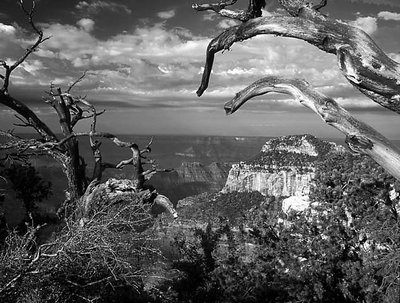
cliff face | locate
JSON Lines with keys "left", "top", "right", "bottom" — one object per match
{"left": 222, "top": 165, "right": 313, "bottom": 197}
{"left": 222, "top": 134, "right": 345, "bottom": 197}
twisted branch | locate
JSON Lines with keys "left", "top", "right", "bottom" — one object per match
{"left": 195, "top": 4, "right": 400, "bottom": 114}
{"left": 224, "top": 76, "right": 400, "bottom": 180}
{"left": 192, "top": 0, "right": 265, "bottom": 22}
{"left": 0, "top": 1, "right": 56, "bottom": 141}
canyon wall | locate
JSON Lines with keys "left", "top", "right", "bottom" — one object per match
{"left": 222, "top": 134, "right": 345, "bottom": 197}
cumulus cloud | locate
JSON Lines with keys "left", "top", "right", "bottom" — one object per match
{"left": 76, "top": 18, "right": 95, "bottom": 32}
{"left": 0, "top": 16, "right": 374, "bottom": 113}
{"left": 350, "top": 16, "right": 378, "bottom": 35}
{"left": 157, "top": 9, "right": 176, "bottom": 20}
{"left": 0, "top": 23, "right": 16, "bottom": 35}
{"left": 20, "top": 59, "right": 46, "bottom": 74}
{"left": 378, "top": 11, "right": 400, "bottom": 21}
{"left": 75, "top": 1, "right": 132, "bottom": 15}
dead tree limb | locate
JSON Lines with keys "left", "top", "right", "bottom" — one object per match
{"left": 0, "top": 0, "right": 55, "bottom": 142}
{"left": 192, "top": 0, "right": 265, "bottom": 21}
{"left": 0, "top": 1, "right": 173, "bottom": 217}
{"left": 194, "top": 2, "right": 400, "bottom": 114}
{"left": 224, "top": 76, "right": 400, "bottom": 180}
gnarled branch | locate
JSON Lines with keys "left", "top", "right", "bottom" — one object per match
{"left": 195, "top": 5, "right": 400, "bottom": 114}
{"left": 0, "top": 1, "right": 56, "bottom": 142}
{"left": 1, "top": 0, "right": 50, "bottom": 93}
{"left": 192, "top": 0, "right": 265, "bottom": 22}
{"left": 224, "top": 76, "right": 400, "bottom": 180}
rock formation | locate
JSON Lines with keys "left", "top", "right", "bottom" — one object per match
{"left": 222, "top": 134, "right": 345, "bottom": 197}
{"left": 222, "top": 165, "right": 313, "bottom": 197}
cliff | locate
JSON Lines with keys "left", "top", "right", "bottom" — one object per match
{"left": 222, "top": 134, "right": 345, "bottom": 197}
{"left": 223, "top": 165, "right": 313, "bottom": 197}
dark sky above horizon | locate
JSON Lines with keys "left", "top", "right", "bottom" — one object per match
{"left": 1, "top": 0, "right": 400, "bottom": 138}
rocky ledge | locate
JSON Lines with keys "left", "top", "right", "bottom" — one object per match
{"left": 222, "top": 134, "right": 345, "bottom": 197}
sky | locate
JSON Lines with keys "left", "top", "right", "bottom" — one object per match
{"left": 0, "top": 0, "right": 400, "bottom": 138}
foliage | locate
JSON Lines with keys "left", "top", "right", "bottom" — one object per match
{"left": 249, "top": 135, "right": 340, "bottom": 172}
{"left": 178, "top": 191, "right": 266, "bottom": 225}
{"left": 0, "top": 195, "right": 160, "bottom": 303}
{"left": 158, "top": 152, "right": 400, "bottom": 303}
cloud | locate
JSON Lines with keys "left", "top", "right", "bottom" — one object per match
{"left": 378, "top": 11, "right": 400, "bottom": 21}
{"left": 0, "top": 23, "right": 25, "bottom": 62}
{"left": 75, "top": 1, "right": 132, "bottom": 15}
{"left": 202, "top": 12, "right": 217, "bottom": 21}
{"left": 350, "top": 16, "right": 378, "bottom": 35}
{"left": 347, "top": 0, "right": 400, "bottom": 7}
{"left": 19, "top": 59, "right": 46, "bottom": 74}
{"left": 217, "top": 19, "right": 240, "bottom": 29}
{"left": 157, "top": 9, "right": 176, "bottom": 20}
{"left": 76, "top": 18, "right": 95, "bottom": 32}
{"left": 1, "top": 16, "right": 377, "bottom": 115}
{"left": 388, "top": 52, "right": 400, "bottom": 62}
{"left": 0, "top": 23, "right": 16, "bottom": 35}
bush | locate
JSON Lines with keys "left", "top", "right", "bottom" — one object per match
{"left": 0, "top": 196, "right": 160, "bottom": 303}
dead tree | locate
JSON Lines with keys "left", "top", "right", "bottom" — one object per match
{"left": 193, "top": 0, "right": 400, "bottom": 181}
{"left": 0, "top": 1, "right": 172, "bottom": 216}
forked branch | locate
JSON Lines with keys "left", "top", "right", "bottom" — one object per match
{"left": 0, "top": 0, "right": 56, "bottom": 141}
{"left": 224, "top": 76, "right": 400, "bottom": 180}
{"left": 1, "top": 0, "right": 50, "bottom": 92}
{"left": 195, "top": 4, "right": 400, "bottom": 114}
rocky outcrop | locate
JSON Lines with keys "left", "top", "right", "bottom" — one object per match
{"left": 222, "top": 164, "right": 313, "bottom": 197}
{"left": 222, "top": 134, "right": 345, "bottom": 197}
{"left": 281, "top": 195, "right": 310, "bottom": 214}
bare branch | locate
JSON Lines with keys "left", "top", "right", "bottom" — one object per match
{"left": 224, "top": 76, "right": 400, "bottom": 180}
{"left": 312, "top": 0, "right": 328, "bottom": 11}
{"left": 0, "top": 94, "right": 58, "bottom": 141}
{"left": 115, "top": 158, "right": 134, "bottom": 169}
{"left": 71, "top": 109, "right": 105, "bottom": 127}
{"left": 67, "top": 71, "right": 87, "bottom": 93}
{"left": 0, "top": 131, "right": 65, "bottom": 167}
{"left": 1, "top": 0, "right": 48, "bottom": 92}
{"left": 143, "top": 168, "right": 174, "bottom": 181}
{"left": 195, "top": 12, "right": 400, "bottom": 114}
{"left": 13, "top": 114, "right": 34, "bottom": 128}
{"left": 0, "top": 2, "right": 56, "bottom": 141}
{"left": 56, "top": 132, "right": 136, "bottom": 149}
{"left": 192, "top": 0, "right": 237, "bottom": 11}
{"left": 192, "top": 0, "right": 265, "bottom": 21}
{"left": 140, "top": 137, "right": 153, "bottom": 155}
